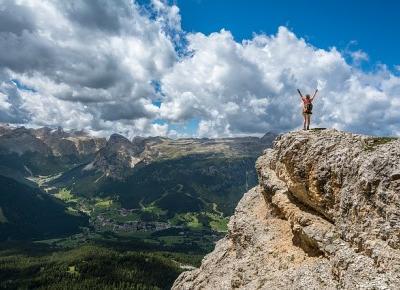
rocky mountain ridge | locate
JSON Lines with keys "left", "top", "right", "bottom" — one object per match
{"left": 0, "top": 124, "right": 277, "bottom": 242}
{"left": 89, "top": 133, "right": 143, "bottom": 178}
{"left": 0, "top": 125, "right": 106, "bottom": 157}
{"left": 91, "top": 134, "right": 276, "bottom": 179}
{"left": 0, "top": 124, "right": 276, "bottom": 179}
{"left": 173, "top": 129, "right": 400, "bottom": 289}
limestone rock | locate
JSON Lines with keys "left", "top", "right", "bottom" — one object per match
{"left": 173, "top": 129, "right": 400, "bottom": 289}
{"left": 92, "top": 134, "right": 144, "bottom": 179}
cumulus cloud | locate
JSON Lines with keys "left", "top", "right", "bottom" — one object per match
{"left": 0, "top": 0, "right": 399, "bottom": 137}
{"left": 0, "top": 72, "right": 30, "bottom": 123}
{"left": 0, "top": 0, "right": 178, "bottom": 137}
{"left": 160, "top": 27, "right": 400, "bottom": 137}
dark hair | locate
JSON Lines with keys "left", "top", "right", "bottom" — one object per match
{"left": 306, "top": 94, "right": 310, "bottom": 98}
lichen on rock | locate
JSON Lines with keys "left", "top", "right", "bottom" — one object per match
{"left": 172, "top": 129, "right": 400, "bottom": 290}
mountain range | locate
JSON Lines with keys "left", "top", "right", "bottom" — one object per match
{"left": 0, "top": 124, "right": 277, "bottom": 241}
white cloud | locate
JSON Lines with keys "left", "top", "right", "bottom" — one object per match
{"left": 0, "top": 91, "right": 11, "bottom": 110}
{"left": 351, "top": 49, "right": 369, "bottom": 64}
{"left": 0, "top": 1, "right": 399, "bottom": 137}
{"left": 151, "top": 0, "right": 182, "bottom": 34}
{"left": 0, "top": 0, "right": 178, "bottom": 136}
{"left": 160, "top": 27, "right": 400, "bottom": 136}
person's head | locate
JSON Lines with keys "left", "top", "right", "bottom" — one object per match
{"left": 306, "top": 94, "right": 310, "bottom": 99}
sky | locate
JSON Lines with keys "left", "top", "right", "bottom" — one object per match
{"left": 0, "top": 0, "right": 399, "bottom": 138}
{"left": 176, "top": 0, "right": 400, "bottom": 69}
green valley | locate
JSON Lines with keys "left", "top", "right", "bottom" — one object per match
{"left": 0, "top": 125, "right": 276, "bottom": 289}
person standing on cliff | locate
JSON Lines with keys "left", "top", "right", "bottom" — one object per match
{"left": 297, "top": 89, "right": 318, "bottom": 130}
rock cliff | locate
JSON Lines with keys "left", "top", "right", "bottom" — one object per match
{"left": 91, "top": 133, "right": 144, "bottom": 179}
{"left": 173, "top": 129, "right": 400, "bottom": 289}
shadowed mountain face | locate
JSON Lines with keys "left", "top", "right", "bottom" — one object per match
{"left": 0, "top": 175, "right": 88, "bottom": 241}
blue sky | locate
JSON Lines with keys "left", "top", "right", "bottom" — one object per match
{"left": 175, "top": 0, "right": 399, "bottom": 70}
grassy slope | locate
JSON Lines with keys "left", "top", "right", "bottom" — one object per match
{"left": 52, "top": 154, "right": 258, "bottom": 217}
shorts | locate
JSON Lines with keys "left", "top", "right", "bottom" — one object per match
{"left": 303, "top": 111, "right": 312, "bottom": 115}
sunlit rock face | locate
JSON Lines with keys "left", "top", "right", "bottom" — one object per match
{"left": 173, "top": 129, "right": 400, "bottom": 290}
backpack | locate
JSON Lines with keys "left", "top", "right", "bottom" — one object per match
{"left": 304, "top": 103, "right": 313, "bottom": 114}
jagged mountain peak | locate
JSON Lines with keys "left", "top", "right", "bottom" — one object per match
{"left": 108, "top": 133, "right": 130, "bottom": 143}
{"left": 90, "top": 133, "right": 144, "bottom": 179}
{"left": 0, "top": 125, "right": 106, "bottom": 170}
{"left": 0, "top": 126, "right": 51, "bottom": 155}
{"left": 0, "top": 124, "right": 278, "bottom": 180}
{"left": 104, "top": 133, "right": 143, "bottom": 155}
{"left": 260, "top": 130, "right": 278, "bottom": 143}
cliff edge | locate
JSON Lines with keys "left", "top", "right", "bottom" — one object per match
{"left": 173, "top": 129, "right": 400, "bottom": 289}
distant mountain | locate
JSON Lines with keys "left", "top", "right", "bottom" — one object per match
{"left": 90, "top": 133, "right": 144, "bottom": 179}
{"left": 0, "top": 125, "right": 106, "bottom": 176}
{"left": 87, "top": 133, "right": 277, "bottom": 179}
{"left": 0, "top": 126, "right": 51, "bottom": 156}
{"left": 0, "top": 174, "right": 88, "bottom": 241}
{"left": 50, "top": 132, "right": 277, "bottom": 217}
{"left": 33, "top": 126, "right": 106, "bottom": 157}
{"left": 0, "top": 124, "right": 277, "bottom": 240}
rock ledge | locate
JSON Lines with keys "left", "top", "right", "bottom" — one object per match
{"left": 173, "top": 129, "right": 400, "bottom": 289}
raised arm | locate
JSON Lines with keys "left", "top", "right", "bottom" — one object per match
{"left": 297, "top": 89, "right": 304, "bottom": 98}
{"left": 311, "top": 89, "right": 318, "bottom": 101}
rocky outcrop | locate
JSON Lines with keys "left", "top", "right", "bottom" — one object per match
{"left": 173, "top": 129, "right": 400, "bottom": 289}
{"left": 91, "top": 134, "right": 144, "bottom": 179}
{"left": 33, "top": 126, "right": 106, "bottom": 156}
